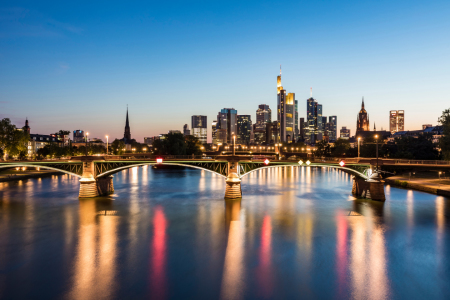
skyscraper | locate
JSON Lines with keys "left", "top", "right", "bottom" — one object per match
{"left": 285, "top": 93, "right": 295, "bottom": 142}
{"left": 256, "top": 104, "right": 271, "bottom": 126}
{"left": 294, "top": 100, "right": 299, "bottom": 142}
{"left": 183, "top": 124, "right": 190, "bottom": 136}
{"left": 328, "top": 116, "right": 337, "bottom": 141}
{"left": 217, "top": 108, "right": 237, "bottom": 144}
{"left": 389, "top": 110, "right": 405, "bottom": 134}
{"left": 191, "top": 115, "right": 207, "bottom": 144}
{"left": 299, "top": 117, "right": 305, "bottom": 140}
{"left": 124, "top": 107, "right": 131, "bottom": 144}
{"left": 305, "top": 90, "right": 323, "bottom": 144}
{"left": 356, "top": 97, "right": 370, "bottom": 132}
{"left": 212, "top": 120, "right": 218, "bottom": 144}
{"left": 276, "top": 68, "right": 295, "bottom": 143}
{"left": 237, "top": 115, "right": 252, "bottom": 145}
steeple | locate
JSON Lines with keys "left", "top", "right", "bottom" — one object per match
{"left": 124, "top": 106, "right": 131, "bottom": 143}
{"left": 24, "top": 117, "right": 30, "bottom": 134}
{"left": 374, "top": 122, "right": 376, "bottom": 131}
{"left": 362, "top": 97, "right": 365, "bottom": 109}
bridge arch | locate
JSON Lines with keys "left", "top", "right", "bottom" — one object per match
{"left": 0, "top": 164, "right": 82, "bottom": 178}
{"left": 96, "top": 162, "right": 227, "bottom": 178}
{"left": 239, "top": 164, "right": 369, "bottom": 180}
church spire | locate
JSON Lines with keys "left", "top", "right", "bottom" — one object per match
{"left": 125, "top": 105, "right": 129, "bottom": 128}
{"left": 124, "top": 106, "right": 131, "bottom": 143}
{"left": 362, "top": 96, "right": 365, "bottom": 109}
{"left": 374, "top": 122, "right": 376, "bottom": 131}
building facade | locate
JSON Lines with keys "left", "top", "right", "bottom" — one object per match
{"left": 340, "top": 126, "right": 350, "bottom": 139}
{"left": 217, "top": 108, "right": 237, "bottom": 144}
{"left": 356, "top": 97, "right": 370, "bottom": 132}
{"left": 212, "top": 120, "right": 218, "bottom": 144}
{"left": 328, "top": 116, "right": 337, "bottom": 141}
{"left": 183, "top": 124, "right": 190, "bottom": 136}
{"left": 306, "top": 96, "right": 323, "bottom": 144}
{"left": 389, "top": 110, "right": 405, "bottom": 134}
{"left": 237, "top": 115, "right": 252, "bottom": 145}
{"left": 73, "top": 130, "right": 85, "bottom": 142}
{"left": 191, "top": 115, "right": 207, "bottom": 144}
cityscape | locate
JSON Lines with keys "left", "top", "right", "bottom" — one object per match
{"left": 1, "top": 1, "right": 450, "bottom": 300}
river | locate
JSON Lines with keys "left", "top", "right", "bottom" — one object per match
{"left": 0, "top": 166, "right": 449, "bottom": 299}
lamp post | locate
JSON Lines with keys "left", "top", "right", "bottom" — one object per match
{"left": 106, "top": 135, "right": 109, "bottom": 155}
{"left": 375, "top": 134, "right": 379, "bottom": 171}
{"left": 358, "top": 137, "right": 361, "bottom": 158}
{"left": 85, "top": 132, "right": 89, "bottom": 156}
{"left": 233, "top": 135, "right": 236, "bottom": 156}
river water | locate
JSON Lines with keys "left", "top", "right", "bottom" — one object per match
{"left": 0, "top": 166, "right": 449, "bottom": 299}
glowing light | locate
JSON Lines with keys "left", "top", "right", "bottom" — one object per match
{"left": 264, "top": 159, "right": 270, "bottom": 165}
{"left": 298, "top": 160, "right": 303, "bottom": 165}
{"left": 339, "top": 160, "right": 345, "bottom": 167}
{"left": 156, "top": 158, "right": 163, "bottom": 164}
{"left": 306, "top": 160, "right": 311, "bottom": 166}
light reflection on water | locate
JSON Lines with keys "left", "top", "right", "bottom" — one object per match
{"left": 0, "top": 166, "right": 449, "bottom": 299}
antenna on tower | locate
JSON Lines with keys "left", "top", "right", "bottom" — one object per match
{"left": 310, "top": 87, "right": 312, "bottom": 98}
{"left": 280, "top": 65, "right": 282, "bottom": 76}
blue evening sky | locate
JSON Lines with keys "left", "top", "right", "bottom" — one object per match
{"left": 1, "top": 0, "right": 449, "bottom": 142}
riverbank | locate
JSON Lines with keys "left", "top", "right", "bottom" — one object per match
{"left": 385, "top": 176, "right": 450, "bottom": 197}
{"left": 0, "top": 170, "right": 62, "bottom": 182}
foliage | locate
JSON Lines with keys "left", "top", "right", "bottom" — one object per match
{"left": 57, "top": 130, "right": 71, "bottom": 135}
{"left": 152, "top": 132, "right": 201, "bottom": 155}
{"left": 185, "top": 135, "right": 202, "bottom": 155}
{"left": 438, "top": 108, "right": 450, "bottom": 160}
{"left": 314, "top": 140, "right": 331, "bottom": 157}
{"left": 0, "top": 118, "right": 29, "bottom": 158}
{"left": 331, "top": 138, "right": 350, "bottom": 157}
{"left": 111, "top": 139, "right": 125, "bottom": 155}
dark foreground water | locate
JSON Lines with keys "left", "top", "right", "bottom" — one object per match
{"left": 0, "top": 166, "right": 449, "bottom": 299}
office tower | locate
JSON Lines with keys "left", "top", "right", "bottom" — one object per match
{"left": 124, "top": 107, "right": 131, "bottom": 143}
{"left": 340, "top": 126, "right": 350, "bottom": 139}
{"left": 329, "top": 116, "right": 337, "bottom": 141}
{"left": 191, "top": 115, "right": 207, "bottom": 143}
{"left": 322, "top": 116, "right": 328, "bottom": 141}
{"left": 294, "top": 100, "right": 299, "bottom": 142}
{"left": 316, "top": 104, "right": 323, "bottom": 141}
{"left": 265, "top": 121, "right": 279, "bottom": 144}
{"left": 256, "top": 104, "right": 271, "bottom": 127}
{"left": 73, "top": 130, "right": 85, "bottom": 142}
{"left": 306, "top": 91, "right": 323, "bottom": 145}
{"left": 144, "top": 137, "right": 155, "bottom": 145}
{"left": 276, "top": 68, "right": 295, "bottom": 143}
{"left": 389, "top": 110, "right": 405, "bottom": 134}
{"left": 237, "top": 115, "right": 252, "bottom": 145}
{"left": 356, "top": 97, "right": 370, "bottom": 132}
{"left": 217, "top": 108, "right": 237, "bottom": 144}
{"left": 212, "top": 120, "right": 218, "bottom": 144}
{"left": 285, "top": 93, "right": 295, "bottom": 142}
{"left": 253, "top": 123, "right": 265, "bottom": 144}
{"left": 183, "top": 124, "right": 190, "bottom": 136}
{"left": 299, "top": 117, "right": 305, "bottom": 140}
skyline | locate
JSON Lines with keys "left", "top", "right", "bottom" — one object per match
{"left": 1, "top": 1, "right": 449, "bottom": 141}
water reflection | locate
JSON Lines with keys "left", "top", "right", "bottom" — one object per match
{"left": 221, "top": 199, "right": 244, "bottom": 300}
{"left": 68, "top": 199, "right": 119, "bottom": 300}
{"left": 149, "top": 206, "right": 168, "bottom": 299}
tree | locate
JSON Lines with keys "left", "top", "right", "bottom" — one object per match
{"left": 153, "top": 132, "right": 187, "bottom": 155}
{"left": 0, "top": 119, "right": 29, "bottom": 159}
{"left": 439, "top": 108, "right": 450, "bottom": 160}
{"left": 314, "top": 140, "right": 331, "bottom": 157}
{"left": 111, "top": 139, "right": 125, "bottom": 155}
{"left": 185, "top": 135, "right": 202, "bottom": 155}
{"left": 57, "top": 130, "right": 71, "bottom": 135}
{"left": 331, "top": 138, "right": 350, "bottom": 157}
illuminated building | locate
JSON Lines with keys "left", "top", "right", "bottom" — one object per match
{"left": 299, "top": 117, "right": 305, "bottom": 140}
{"left": 276, "top": 68, "right": 295, "bottom": 143}
{"left": 329, "top": 116, "right": 337, "bottom": 141}
{"left": 294, "top": 100, "right": 299, "bottom": 142}
{"left": 389, "top": 110, "right": 404, "bottom": 134}
{"left": 191, "top": 115, "right": 207, "bottom": 144}
{"left": 305, "top": 90, "right": 323, "bottom": 144}
{"left": 73, "top": 130, "right": 84, "bottom": 142}
{"left": 340, "top": 126, "right": 350, "bottom": 139}
{"left": 217, "top": 108, "right": 237, "bottom": 144}
{"left": 212, "top": 120, "right": 217, "bottom": 144}
{"left": 237, "top": 115, "right": 252, "bottom": 145}
{"left": 256, "top": 104, "right": 271, "bottom": 127}
{"left": 356, "top": 97, "right": 370, "bottom": 132}
{"left": 266, "top": 121, "right": 280, "bottom": 144}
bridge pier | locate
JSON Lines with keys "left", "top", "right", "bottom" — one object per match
{"left": 225, "top": 173, "right": 242, "bottom": 199}
{"left": 78, "top": 158, "right": 114, "bottom": 198}
{"left": 352, "top": 176, "right": 369, "bottom": 197}
{"left": 352, "top": 173, "right": 386, "bottom": 201}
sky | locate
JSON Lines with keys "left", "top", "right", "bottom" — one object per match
{"left": 1, "top": 0, "right": 449, "bottom": 142}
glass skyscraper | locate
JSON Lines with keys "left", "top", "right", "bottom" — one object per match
{"left": 191, "top": 115, "right": 207, "bottom": 144}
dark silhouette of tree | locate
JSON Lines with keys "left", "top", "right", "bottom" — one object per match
{"left": 439, "top": 108, "right": 450, "bottom": 160}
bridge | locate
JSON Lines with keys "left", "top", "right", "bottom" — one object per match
{"left": 4, "top": 155, "right": 448, "bottom": 200}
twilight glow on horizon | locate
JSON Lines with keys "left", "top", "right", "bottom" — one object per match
{"left": 1, "top": 0, "right": 449, "bottom": 142}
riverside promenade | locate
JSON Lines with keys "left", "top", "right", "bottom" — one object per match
{"left": 385, "top": 175, "right": 450, "bottom": 197}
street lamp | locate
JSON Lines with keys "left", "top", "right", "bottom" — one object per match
{"left": 233, "top": 135, "right": 236, "bottom": 156}
{"left": 85, "top": 132, "right": 89, "bottom": 156}
{"left": 106, "top": 135, "right": 109, "bottom": 155}
{"left": 375, "top": 134, "right": 379, "bottom": 171}
{"left": 358, "top": 137, "right": 361, "bottom": 158}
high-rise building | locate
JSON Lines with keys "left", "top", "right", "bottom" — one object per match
{"left": 266, "top": 121, "right": 279, "bottom": 144}
{"left": 389, "top": 110, "right": 405, "bottom": 134}
{"left": 217, "top": 108, "right": 237, "bottom": 144}
{"left": 237, "top": 115, "right": 252, "bottom": 145}
{"left": 299, "top": 117, "right": 305, "bottom": 140}
{"left": 256, "top": 104, "right": 271, "bottom": 127}
{"left": 73, "top": 130, "right": 84, "bottom": 142}
{"left": 294, "top": 100, "right": 299, "bottom": 142}
{"left": 356, "top": 97, "right": 370, "bottom": 132}
{"left": 305, "top": 91, "right": 323, "bottom": 144}
{"left": 212, "top": 120, "right": 218, "bottom": 144}
{"left": 340, "top": 126, "right": 350, "bottom": 139}
{"left": 183, "top": 124, "right": 190, "bottom": 136}
{"left": 328, "top": 116, "right": 337, "bottom": 141}
{"left": 191, "top": 115, "right": 207, "bottom": 144}
{"left": 124, "top": 107, "right": 131, "bottom": 144}
{"left": 276, "top": 68, "right": 295, "bottom": 143}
